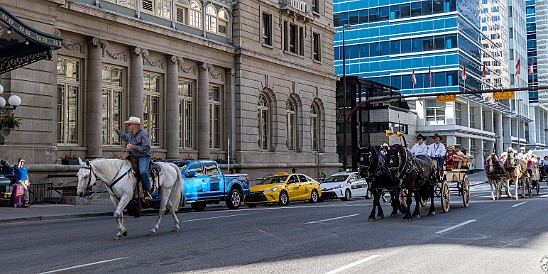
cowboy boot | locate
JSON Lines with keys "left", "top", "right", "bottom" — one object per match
{"left": 144, "top": 190, "right": 152, "bottom": 203}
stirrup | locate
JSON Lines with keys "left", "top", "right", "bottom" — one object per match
{"left": 144, "top": 191, "right": 152, "bottom": 203}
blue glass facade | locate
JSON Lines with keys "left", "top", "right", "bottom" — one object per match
{"left": 526, "top": 0, "right": 538, "bottom": 102}
{"left": 334, "top": 0, "right": 485, "bottom": 95}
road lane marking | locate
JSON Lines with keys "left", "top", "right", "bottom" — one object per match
{"left": 512, "top": 201, "right": 527, "bottom": 207}
{"left": 305, "top": 214, "right": 359, "bottom": 224}
{"left": 436, "top": 219, "right": 476, "bottom": 234}
{"left": 181, "top": 213, "right": 248, "bottom": 223}
{"left": 39, "top": 257, "right": 128, "bottom": 274}
{"left": 325, "top": 255, "right": 380, "bottom": 274}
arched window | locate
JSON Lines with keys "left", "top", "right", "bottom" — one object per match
{"left": 258, "top": 94, "right": 270, "bottom": 150}
{"left": 286, "top": 99, "right": 297, "bottom": 150}
{"left": 310, "top": 103, "right": 320, "bottom": 152}
{"left": 218, "top": 8, "right": 229, "bottom": 37}
{"left": 189, "top": 0, "right": 201, "bottom": 29}
{"left": 206, "top": 4, "right": 217, "bottom": 33}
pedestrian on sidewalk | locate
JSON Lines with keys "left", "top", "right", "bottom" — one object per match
{"left": 13, "top": 158, "right": 30, "bottom": 207}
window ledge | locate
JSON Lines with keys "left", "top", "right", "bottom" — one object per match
{"left": 262, "top": 43, "right": 274, "bottom": 49}
{"left": 313, "top": 59, "right": 322, "bottom": 64}
{"left": 312, "top": 11, "right": 320, "bottom": 17}
{"left": 283, "top": 50, "right": 305, "bottom": 58}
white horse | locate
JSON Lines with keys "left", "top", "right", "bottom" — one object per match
{"left": 76, "top": 158, "right": 183, "bottom": 239}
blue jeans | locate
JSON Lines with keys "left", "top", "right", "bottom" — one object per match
{"left": 138, "top": 156, "right": 151, "bottom": 193}
{"left": 431, "top": 156, "right": 445, "bottom": 171}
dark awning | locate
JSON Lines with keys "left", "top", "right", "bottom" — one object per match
{"left": 0, "top": 5, "right": 62, "bottom": 74}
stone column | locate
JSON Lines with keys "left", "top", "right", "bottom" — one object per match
{"left": 476, "top": 139, "right": 485, "bottom": 171}
{"left": 129, "top": 47, "right": 145, "bottom": 118}
{"left": 224, "top": 68, "right": 236, "bottom": 163}
{"left": 197, "top": 63, "right": 211, "bottom": 159}
{"left": 495, "top": 112, "right": 504, "bottom": 154}
{"left": 165, "top": 56, "right": 180, "bottom": 161}
{"left": 503, "top": 115, "right": 512, "bottom": 149}
{"left": 85, "top": 38, "right": 104, "bottom": 159}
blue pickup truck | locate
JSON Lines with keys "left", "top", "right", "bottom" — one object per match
{"left": 174, "top": 160, "right": 249, "bottom": 211}
{"left": 127, "top": 160, "right": 249, "bottom": 214}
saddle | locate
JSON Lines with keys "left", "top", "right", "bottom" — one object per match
{"left": 126, "top": 154, "right": 162, "bottom": 193}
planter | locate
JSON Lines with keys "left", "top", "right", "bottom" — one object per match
{"left": 0, "top": 129, "right": 10, "bottom": 137}
{"left": 61, "top": 159, "right": 79, "bottom": 165}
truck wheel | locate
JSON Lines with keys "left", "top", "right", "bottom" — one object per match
{"left": 191, "top": 202, "right": 206, "bottom": 211}
{"left": 226, "top": 188, "right": 242, "bottom": 209}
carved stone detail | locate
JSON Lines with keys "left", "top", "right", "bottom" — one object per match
{"left": 141, "top": 49, "right": 164, "bottom": 68}
{"left": 62, "top": 41, "right": 84, "bottom": 53}
{"left": 171, "top": 56, "right": 196, "bottom": 74}
{"left": 90, "top": 38, "right": 127, "bottom": 61}
{"left": 209, "top": 68, "right": 224, "bottom": 80}
{"left": 202, "top": 62, "right": 213, "bottom": 71}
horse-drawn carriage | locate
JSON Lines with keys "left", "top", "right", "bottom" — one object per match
{"left": 436, "top": 162, "right": 470, "bottom": 213}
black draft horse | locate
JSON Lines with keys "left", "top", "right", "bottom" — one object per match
{"left": 356, "top": 145, "right": 400, "bottom": 220}
{"left": 386, "top": 144, "right": 436, "bottom": 220}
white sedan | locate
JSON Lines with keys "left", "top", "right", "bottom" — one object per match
{"left": 320, "top": 172, "right": 368, "bottom": 201}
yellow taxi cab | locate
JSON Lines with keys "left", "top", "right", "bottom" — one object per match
{"left": 244, "top": 172, "right": 322, "bottom": 207}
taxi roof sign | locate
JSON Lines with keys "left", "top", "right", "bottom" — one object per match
{"left": 493, "top": 91, "right": 515, "bottom": 100}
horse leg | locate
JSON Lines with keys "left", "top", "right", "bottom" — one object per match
{"left": 488, "top": 178, "right": 495, "bottom": 200}
{"left": 377, "top": 190, "right": 385, "bottom": 219}
{"left": 167, "top": 196, "right": 180, "bottom": 232}
{"left": 368, "top": 189, "right": 378, "bottom": 221}
{"left": 514, "top": 176, "right": 519, "bottom": 200}
{"left": 412, "top": 190, "right": 421, "bottom": 218}
{"left": 495, "top": 178, "right": 501, "bottom": 200}
{"left": 427, "top": 184, "right": 436, "bottom": 216}
{"left": 390, "top": 190, "right": 398, "bottom": 216}
{"left": 403, "top": 188, "right": 413, "bottom": 221}
{"left": 114, "top": 195, "right": 131, "bottom": 239}
{"left": 149, "top": 189, "right": 172, "bottom": 236}
{"left": 505, "top": 178, "right": 512, "bottom": 198}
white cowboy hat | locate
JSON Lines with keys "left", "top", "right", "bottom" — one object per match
{"left": 123, "top": 116, "right": 141, "bottom": 124}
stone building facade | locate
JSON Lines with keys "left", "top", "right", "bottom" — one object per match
{"left": 0, "top": 0, "right": 339, "bottom": 181}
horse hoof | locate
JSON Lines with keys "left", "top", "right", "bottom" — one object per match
{"left": 391, "top": 212, "right": 398, "bottom": 217}
{"left": 413, "top": 214, "right": 420, "bottom": 219}
{"left": 121, "top": 230, "right": 128, "bottom": 237}
{"left": 377, "top": 215, "right": 385, "bottom": 220}
{"left": 148, "top": 230, "right": 157, "bottom": 236}
{"left": 172, "top": 227, "right": 180, "bottom": 232}
{"left": 428, "top": 211, "right": 436, "bottom": 216}
{"left": 368, "top": 216, "right": 376, "bottom": 221}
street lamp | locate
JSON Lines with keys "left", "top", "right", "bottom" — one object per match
{"left": 0, "top": 84, "right": 22, "bottom": 114}
{"left": 342, "top": 23, "right": 352, "bottom": 170}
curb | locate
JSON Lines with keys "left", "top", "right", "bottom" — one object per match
{"left": 0, "top": 212, "right": 113, "bottom": 224}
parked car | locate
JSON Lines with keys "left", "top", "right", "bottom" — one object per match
{"left": 320, "top": 172, "right": 368, "bottom": 201}
{"left": 127, "top": 160, "right": 249, "bottom": 215}
{"left": 244, "top": 172, "right": 321, "bottom": 207}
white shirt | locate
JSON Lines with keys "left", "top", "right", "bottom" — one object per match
{"left": 428, "top": 142, "right": 446, "bottom": 158}
{"left": 411, "top": 142, "right": 428, "bottom": 156}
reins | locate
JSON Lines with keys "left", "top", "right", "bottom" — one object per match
{"left": 83, "top": 160, "right": 133, "bottom": 200}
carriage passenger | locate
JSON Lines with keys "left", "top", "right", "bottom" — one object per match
{"left": 428, "top": 133, "right": 446, "bottom": 172}
{"left": 526, "top": 150, "right": 537, "bottom": 177}
{"left": 410, "top": 134, "right": 428, "bottom": 156}
{"left": 380, "top": 143, "right": 389, "bottom": 156}
{"left": 445, "top": 146, "right": 466, "bottom": 170}
{"left": 517, "top": 147, "right": 527, "bottom": 161}
{"left": 541, "top": 156, "right": 548, "bottom": 175}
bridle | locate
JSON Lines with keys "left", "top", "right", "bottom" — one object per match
{"left": 358, "top": 147, "right": 388, "bottom": 179}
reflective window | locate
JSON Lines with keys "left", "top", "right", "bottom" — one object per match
{"left": 390, "top": 40, "right": 401, "bottom": 54}
{"left": 411, "top": 2, "right": 422, "bottom": 16}
{"left": 423, "top": 37, "right": 434, "bottom": 51}
{"left": 379, "top": 6, "right": 389, "bottom": 21}
{"left": 209, "top": 85, "right": 222, "bottom": 148}
{"left": 369, "top": 7, "right": 378, "bottom": 22}
{"left": 422, "top": 0, "right": 433, "bottom": 15}
{"left": 390, "top": 5, "right": 400, "bottom": 20}
{"left": 178, "top": 79, "right": 194, "bottom": 148}
{"left": 359, "top": 44, "right": 369, "bottom": 58}
{"left": 359, "top": 9, "right": 369, "bottom": 23}
{"left": 349, "top": 11, "right": 359, "bottom": 25}
{"left": 434, "top": 35, "right": 445, "bottom": 50}
{"left": 57, "top": 57, "right": 81, "bottom": 145}
{"left": 425, "top": 99, "right": 445, "bottom": 126}
{"left": 401, "top": 39, "right": 412, "bottom": 54}
{"left": 143, "top": 72, "right": 162, "bottom": 147}
{"left": 380, "top": 41, "right": 389, "bottom": 55}
{"left": 258, "top": 94, "right": 270, "bottom": 150}
{"left": 348, "top": 45, "right": 359, "bottom": 59}
{"left": 401, "top": 4, "right": 411, "bottom": 18}
{"left": 102, "top": 65, "right": 124, "bottom": 146}
{"left": 412, "top": 38, "right": 423, "bottom": 52}
{"left": 391, "top": 76, "right": 402, "bottom": 89}
{"left": 287, "top": 99, "right": 297, "bottom": 151}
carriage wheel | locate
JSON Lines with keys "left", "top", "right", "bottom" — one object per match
{"left": 462, "top": 176, "right": 470, "bottom": 208}
{"left": 398, "top": 189, "right": 407, "bottom": 214}
{"left": 441, "top": 180, "right": 450, "bottom": 213}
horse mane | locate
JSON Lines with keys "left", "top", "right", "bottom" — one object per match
{"left": 90, "top": 158, "right": 130, "bottom": 181}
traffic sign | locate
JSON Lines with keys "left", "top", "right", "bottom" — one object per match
{"left": 436, "top": 94, "right": 456, "bottom": 103}
{"left": 493, "top": 91, "right": 515, "bottom": 100}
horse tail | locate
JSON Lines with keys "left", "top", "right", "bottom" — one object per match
{"left": 168, "top": 163, "right": 183, "bottom": 213}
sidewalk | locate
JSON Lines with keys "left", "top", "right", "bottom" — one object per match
{"left": 0, "top": 203, "right": 114, "bottom": 224}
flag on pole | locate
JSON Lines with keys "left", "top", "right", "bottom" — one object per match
{"left": 515, "top": 58, "right": 521, "bottom": 75}
{"left": 462, "top": 64, "right": 466, "bottom": 80}
{"left": 529, "top": 58, "right": 534, "bottom": 75}
{"left": 428, "top": 66, "right": 432, "bottom": 85}
{"left": 482, "top": 62, "right": 486, "bottom": 78}
{"left": 411, "top": 69, "right": 417, "bottom": 86}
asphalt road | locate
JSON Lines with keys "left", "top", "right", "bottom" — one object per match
{"left": 1, "top": 182, "right": 547, "bottom": 274}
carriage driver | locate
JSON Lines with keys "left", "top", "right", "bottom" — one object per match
{"left": 410, "top": 134, "right": 428, "bottom": 156}
{"left": 428, "top": 133, "right": 446, "bottom": 171}
{"left": 114, "top": 116, "right": 153, "bottom": 202}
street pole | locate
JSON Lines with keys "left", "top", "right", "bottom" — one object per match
{"left": 342, "top": 24, "right": 351, "bottom": 170}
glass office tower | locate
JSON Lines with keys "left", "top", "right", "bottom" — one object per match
{"left": 333, "top": 0, "right": 526, "bottom": 168}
